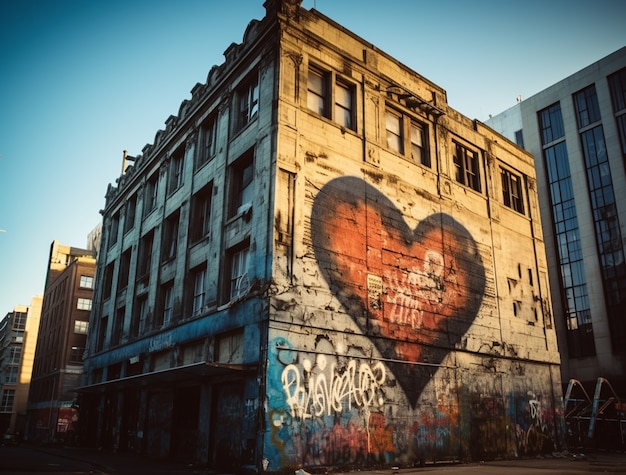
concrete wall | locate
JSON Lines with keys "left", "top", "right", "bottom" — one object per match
{"left": 262, "top": 5, "right": 563, "bottom": 470}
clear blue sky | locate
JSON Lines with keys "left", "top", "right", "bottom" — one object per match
{"left": 1, "top": 0, "right": 625, "bottom": 314}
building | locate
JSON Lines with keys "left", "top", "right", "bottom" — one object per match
{"left": 80, "top": 0, "right": 562, "bottom": 470}
{"left": 487, "top": 47, "right": 626, "bottom": 395}
{"left": 0, "top": 296, "right": 42, "bottom": 438}
{"left": 487, "top": 47, "right": 626, "bottom": 450}
{"left": 25, "top": 241, "right": 96, "bottom": 443}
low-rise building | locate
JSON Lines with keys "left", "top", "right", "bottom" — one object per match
{"left": 80, "top": 0, "right": 563, "bottom": 470}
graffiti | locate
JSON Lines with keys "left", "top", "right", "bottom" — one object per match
{"left": 311, "top": 176, "right": 486, "bottom": 403}
{"left": 512, "top": 392, "right": 555, "bottom": 455}
{"left": 260, "top": 176, "right": 562, "bottom": 470}
{"left": 281, "top": 355, "right": 386, "bottom": 419}
{"left": 384, "top": 249, "right": 446, "bottom": 330}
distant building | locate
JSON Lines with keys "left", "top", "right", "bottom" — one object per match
{"left": 0, "top": 296, "right": 42, "bottom": 437}
{"left": 80, "top": 0, "right": 562, "bottom": 470}
{"left": 25, "top": 241, "right": 96, "bottom": 443}
{"left": 487, "top": 47, "right": 626, "bottom": 397}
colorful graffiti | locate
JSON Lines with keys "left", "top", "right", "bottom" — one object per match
{"left": 310, "top": 176, "right": 486, "bottom": 404}
{"left": 281, "top": 355, "right": 386, "bottom": 419}
{"left": 262, "top": 177, "right": 560, "bottom": 470}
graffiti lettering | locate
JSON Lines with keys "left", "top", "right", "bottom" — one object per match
{"left": 385, "top": 250, "right": 447, "bottom": 329}
{"left": 281, "top": 356, "right": 386, "bottom": 419}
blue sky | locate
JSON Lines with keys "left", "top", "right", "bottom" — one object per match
{"left": 1, "top": 0, "right": 625, "bottom": 314}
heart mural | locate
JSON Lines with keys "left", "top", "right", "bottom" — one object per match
{"left": 311, "top": 176, "right": 486, "bottom": 405}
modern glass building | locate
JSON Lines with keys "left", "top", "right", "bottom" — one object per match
{"left": 487, "top": 47, "right": 626, "bottom": 399}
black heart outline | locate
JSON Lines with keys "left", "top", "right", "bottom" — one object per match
{"left": 311, "top": 176, "right": 486, "bottom": 405}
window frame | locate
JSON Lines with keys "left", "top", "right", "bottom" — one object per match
{"left": 77, "top": 297, "right": 93, "bottom": 311}
{"left": 453, "top": 141, "right": 482, "bottom": 192}
{"left": 161, "top": 211, "right": 180, "bottom": 262}
{"left": 74, "top": 320, "right": 89, "bottom": 334}
{"left": 385, "top": 107, "right": 430, "bottom": 166}
{"left": 167, "top": 147, "right": 185, "bottom": 195}
{"left": 137, "top": 230, "right": 154, "bottom": 279}
{"left": 227, "top": 243, "right": 250, "bottom": 301}
{"left": 191, "top": 265, "right": 208, "bottom": 316}
{"left": 160, "top": 282, "right": 174, "bottom": 327}
{"left": 235, "top": 72, "right": 259, "bottom": 133}
{"left": 500, "top": 167, "right": 525, "bottom": 214}
{"left": 307, "top": 64, "right": 356, "bottom": 131}
{"left": 228, "top": 150, "right": 254, "bottom": 218}
{"left": 123, "top": 194, "right": 137, "bottom": 234}
{"left": 198, "top": 113, "right": 218, "bottom": 169}
{"left": 144, "top": 172, "right": 159, "bottom": 215}
{"left": 79, "top": 275, "right": 94, "bottom": 289}
{"left": 189, "top": 182, "right": 213, "bottom": 243}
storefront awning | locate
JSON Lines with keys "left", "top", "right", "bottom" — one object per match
{"left": 74, "top": 361, "right": 257, "bottom": 394}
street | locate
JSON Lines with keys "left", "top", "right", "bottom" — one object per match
{"left": 1, "top": 445, "right": 626, "bottom": 475}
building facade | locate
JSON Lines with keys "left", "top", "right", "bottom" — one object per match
{"left": 487, "top": 47, "right": 626, "bottom": 399}
{"left": 26, "top": 241, "right": 96, "bottom": 443}
{"left": 0, "top": 297, "right": 42, "bottom": 438}
{"left": 81, "top": 0, "right": 563, "bottom": 470}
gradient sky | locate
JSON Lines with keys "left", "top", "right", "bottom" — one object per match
{"left": 1, "top": 0, "right": 625, "bottom": 314}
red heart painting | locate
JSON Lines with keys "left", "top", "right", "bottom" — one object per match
{"left": 311, "top": 176, "right": 486, "bottom": 404}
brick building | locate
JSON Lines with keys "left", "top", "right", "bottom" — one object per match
{"left": 26, "top": 241, "right": 96, "bottom": 443}
{"left": 80, "top": 0, "right": 563, "bottom": 470}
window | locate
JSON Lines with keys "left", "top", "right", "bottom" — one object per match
{"left": 574, "top": 85, "right": 601, "bottom": 128}
{"left": 112, "top": 306, "right": 125, "bottom": 346}
{"left": 109, "top": 211, "right": 120, "bottom": 246}
{"left": 189, "top": 183, "right": 213, "bottom": 243}
{"left": 307, "top": 65, "right": 355, "bottom": 130}
{"left": 608, "top": 68, "right": 626, "bottom": 162}
{"left": 228, "top": 151, "right": 254, "bottom": 218}
{"left": 74, "top": 320, "right": 89, "bottom": 334}
{"left": 117, "top": 248, "right": 132, "bottom": 291}
{"left": 191, "top": 266, "right": 207, "bottom": 316}
{"left": 539, "top": 103, "right": 595, "bottom": 357}
{"left": 137, "top": 230, "right": 154, "bottom": 279}
{"left": 167, "top": 147, "right": 185, "bottom": 194}
{"left": 79, "top": 275, "right": 94, "bottom": 289}
{"left": 123, "top": 194, "right": 137, "bottom": 234}
{"left": 144, "top": 172, "right": 159, "bottom": 215}
{"left": 159, "top": 282, "right": 174, "bottom": 327}
{"left": 453, "top": 141, "right": 481, "bottom": 192}
{"left": 235, "top": 72, "right": 259, "bottom": 132}
{"left": 103, "top": 263, "right": 114, "bottom": 300}
{"left": 162, "top": 211, "right": 180, "bottom": 261}
{"left": 9, "top": 347, "right": 21, "bottom": 364}
{"left": 12, "top": 312, "right": 26, "bottom": 330}
{"left": 132, "top": 295, "right": 148, "bottom": 338}
{"left": 385, "top": 109, "right": 429, "bottom": 166}
{"left": 229, "top": 245, "right": 249, "bottom": 300}
{"left": 575, "top": 85, "right": 626, "bottom": 350}
{"left": 198, "top": 114, "right": 218, "bottom": 168}
{"left": 5, "top": 367, "right": 18, "bottom": 384}
{"left": 335, "top": 80, "right": 354, "bottom": 129}
{"left": 385, "top": 110, "right": 403, "bottom": 153}
{"left": 501, "top": 168, "right": 525, "bottom": 214}
{"left": 77, "top": 298, "right": 92, "bottom": 311}
{"left": 1, "top": 389, "right": 15, "bottom": 412}
{"left": 608, "top": 67, "right": 626, "bottom": 112}
{"left": 69, "top": 347, "right": 83, "bottom": 363}
{"left": 97, "top": 316, "right": 108, "bottom": 351}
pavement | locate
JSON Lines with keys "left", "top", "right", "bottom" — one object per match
{"left": 17, "top": 446, "right": 626, "bottom": 474}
